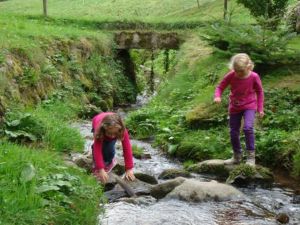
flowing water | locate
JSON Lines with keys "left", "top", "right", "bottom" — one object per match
{"left": 73, "top": 121, "right": 300, "bottom": 225}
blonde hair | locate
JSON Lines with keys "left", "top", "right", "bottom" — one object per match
{"left": 94, "top": 113, "right": 125, "bottom": 141}
{"left": 229, "top": 53, "right": 254, "bottom": 72}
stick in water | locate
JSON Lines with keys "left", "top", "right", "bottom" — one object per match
{"left": 109, "top": 172, "right": 136, "bottom": 197}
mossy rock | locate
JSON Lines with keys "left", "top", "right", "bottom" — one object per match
{"left": 134, "top": 173, "right": 158, "bottom": 185}
{"left": 185, "top": 102, "right": 227, "bottom": 129}
{"left": 187, "top": 159, "right": 231, "bottom": 178}
{"left": 158, "top": 168, "right": 192, "bottom": 180}
{"left": 226, "top": 164, "right": 273, "bottom": 186}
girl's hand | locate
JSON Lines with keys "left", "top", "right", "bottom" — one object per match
{"left": 258, "top": 111, "right": 264, "bottom": 118}
{"left": 95, "top": 169, "right": 109, "bottom": 184}
{"left": 125, "top": 169, "right": 135, "bottom": 182}
{"left": 214, "top": 97, "right": 221, "bottom": 104}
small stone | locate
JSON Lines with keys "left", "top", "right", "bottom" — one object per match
{"left": 276, "top": 213, "right": 289, "bottom": 224}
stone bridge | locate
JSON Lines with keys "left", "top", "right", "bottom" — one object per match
{"left": 114, "top": 31, "right": 181, "bottom": 49}
{"left": 114, "top": 31, "right": 181, "bottom": 91}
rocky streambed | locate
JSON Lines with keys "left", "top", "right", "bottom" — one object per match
{"left": 71, "top": 121, "right": 300, "bottom": 225}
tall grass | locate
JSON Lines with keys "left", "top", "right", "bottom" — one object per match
{"left": 0, "top": 141, "right": 102, "bottom": 225}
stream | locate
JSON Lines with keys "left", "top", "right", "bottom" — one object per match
{"left": 73, "top": 115, "right": 300, "bottom": 225}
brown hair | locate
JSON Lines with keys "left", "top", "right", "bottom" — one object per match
{"left": 94, "top": 113, "right": 125, "bottom": 141}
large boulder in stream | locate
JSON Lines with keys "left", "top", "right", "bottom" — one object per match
{"left": 166, "top": 179, "right": 243, "bottom": 202}
{"left": 150, "top": 177, "right": 186, "bottom": 199}
{"left": 188, "top": 159, "right": 273, "bottom": 186}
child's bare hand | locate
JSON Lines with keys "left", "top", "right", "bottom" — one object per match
{"left": 96, "top": 169, "right": 109, "bottom": 184}
{"left": 124, "top": 169, "right": 135, "bottom": 182}
{"left": 214, "top": 97, "right": 221, "bottom": 104}
{"left": 258, "top": 111, "right": 264, "bottom": 118}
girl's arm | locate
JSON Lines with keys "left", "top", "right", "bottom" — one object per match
{"left": 121, "top": 129, "right": 134, "bottom": 170}
{"left": 214, "top": 72, "right": 233, "bottom": 98}
{"left": 254, "top": 75, "right": 264, "bottom": 113}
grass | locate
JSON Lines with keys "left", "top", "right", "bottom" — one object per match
{"left": 0, "top": 0, "right": 252, "bottom": 23}
{"left": 0, "top": 141, "right": 102, "bottom": 225}
{"left": 0, "top": 13, "right": 113, "bottom": 49}
{"left": 0, "top": 0, "right": 256, "bottom": 49}
{"left": 126, "top": 30, "right": 300, "bottom": 178}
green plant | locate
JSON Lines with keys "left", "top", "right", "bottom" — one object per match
{"left": 132, "top": 144, "right": 144, "bottom": 158}
{"left": 126, "top": 110, "right": 158, "bottom": 139}
{"left": 2, "top": 112, "right": 45, "bottom": 143}
{"left": 292, "top": 150, "right": 300, "bottom": 177}
{"left": 237, "top": 0, "right": 289, "bottom": 29}
{"left": 203, "top": 21, "right": 297, "bottom": 72}
{"left": 0, "top": 141, "right": 103, "bottom": 225}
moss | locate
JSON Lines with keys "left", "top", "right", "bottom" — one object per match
{"left": 132, "top": 144, "right": 144, "bottom": 159}
{"left": 226, "top": 164, "right": 273, "bottom": 184}
{"left": 188, "top": 162, "right": 229, "bottom": 177}
{"left": 185, "top": 102, "right": 227, "bottom": 129}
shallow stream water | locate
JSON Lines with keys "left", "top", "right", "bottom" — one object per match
{"left": 73, "top": 121, "right": 300, "bottom": 225}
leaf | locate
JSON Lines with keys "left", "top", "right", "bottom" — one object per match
{"left": 6, "top": 119, "right": 21, "bottom": 127}
{"left": 20, "top": 163, "right": 36, "bottom": 183}
{"left": 36, "top": 185, "right": 60, "bottom": 193}
{"left": 168, "top": 144, "right": 178, "bottom": 155}
{"left": 4, "top": 130, "right": 37, "bottom": 141}
{"left": 162, "top": 127, "right": 171, "bottom": 133}
{"left": 55, "top": 180, "right": 72, "bottom": 188}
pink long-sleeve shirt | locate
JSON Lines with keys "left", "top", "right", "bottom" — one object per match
{"left": 214, "top": 71, "right": 264, "bottom": 114}
{"left": 92, "top": 112, "right": 134, "bottom": 171}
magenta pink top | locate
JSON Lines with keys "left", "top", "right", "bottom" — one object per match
{"left": 92, "top": 112, "right": 133, "bottom": 171}
{"left": 214, "top": 71, "right": 264, "bottom": 114}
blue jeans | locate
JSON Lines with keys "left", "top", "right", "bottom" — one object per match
{"left": 229, "top": 109, "right": 256, "bottom": 153}
{"left": 92, "top": 139, "right": 116, "bottom": 165}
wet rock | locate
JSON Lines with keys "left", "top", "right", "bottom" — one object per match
{"left": 105, "top": 178, "right": 152, "bottom": 202}
{"left": 104, "top": 175, "right": 118, "bottom": 192}
{"left": 134, "top": 173, "right": 158, "bottom": 184}
{"left": 117, "top": 196, "right": 157, "bottom": 205}
{"left": 72, "top": 154, "right": 93, "bottom": 173}
{"left": 276, "top": 213, "right": 289, "bottom": 224}
{"left": 112, "top": 163, "right": 126, "bottom": 175}
{"left": 292, "top": 195, "right": 300, "bottom": 204}
{"left": 187, "top": 159, "right": 232, "bottom": 178}
{"left": 150, "top": 177, "right": 186, "bottom": 199}
{"left": 167, "top": 179, "right": 243, "bottom": 202}
{"left": 226, "top": 164, "right": 273, "bottom": 187}
{"left": 158, "top": 168, "right": 192, "bottom": 180}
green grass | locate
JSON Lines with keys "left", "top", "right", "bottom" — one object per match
{"left": 0, "top": 141, "right": 102, "bottom": 225}
{"left": 0, "top": 0, "right": 256, "bottom": 49}
{"left": 0, "top": 0, "right": 251, "bottom": 23}
{"left": 0, "top": 13, "right": 112, "bottom": 49}
{"left": 126, "top": 31, "right": 300, "bottom": 178}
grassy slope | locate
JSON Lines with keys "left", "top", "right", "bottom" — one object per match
{"left": 126, "top": 31, "right": 300, "bottom": 175}
{"left": 0, "top": 0, "right": 254, "bottom": 48}
{"left": 0, "top": 0, "right": 251, "bottom": 22}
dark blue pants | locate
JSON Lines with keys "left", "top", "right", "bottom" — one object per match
{"left": 102, "top": 139, "right": 117, "bottom": 165}
{"left": 92, "top": 139, "right": 117, "bottom": 166}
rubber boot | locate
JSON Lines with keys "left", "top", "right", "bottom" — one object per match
{"left": 224, "top": 152, "right": 242, "bottom": 165}
{"left": 245, "top": 151, "right": 255, "bottom": 166}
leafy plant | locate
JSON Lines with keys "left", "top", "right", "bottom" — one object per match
{"left": 2, "top": 112, "right": 45, "bottom": 143}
